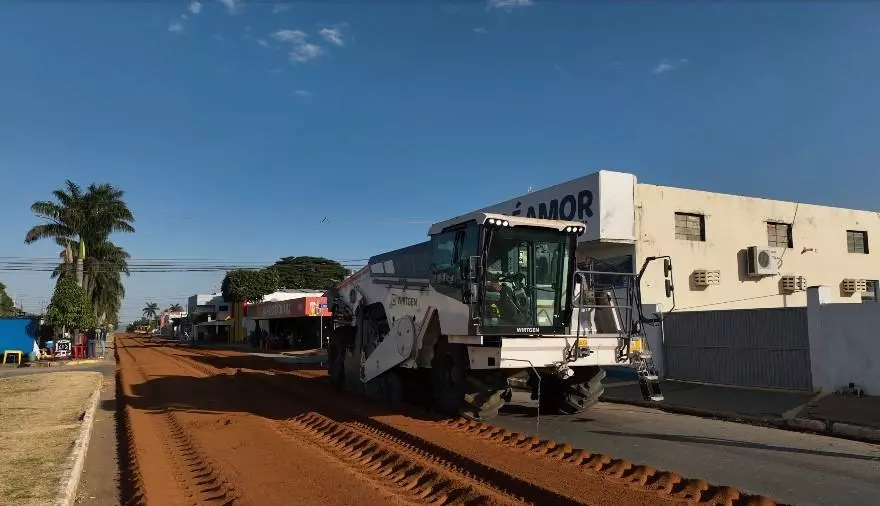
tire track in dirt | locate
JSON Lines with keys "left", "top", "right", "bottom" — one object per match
{"left": 117, "top": 339, "right": 239, "bottom": 505}
{"left": 127, "top": 338, "right": 784, "bottom": 506}
{"left": 118, "top": 337, "right": 429, "bottom": 506}
{"left": 283, "top": 411, "right": 565, "bottom": 506}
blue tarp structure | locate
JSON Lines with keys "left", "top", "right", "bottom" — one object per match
{"left": 0, "top": 317, "right": 39, "bottom": 359}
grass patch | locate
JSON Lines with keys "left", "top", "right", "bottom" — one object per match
{"left": 0, "top": 371, "right": 102, "bottom": 506}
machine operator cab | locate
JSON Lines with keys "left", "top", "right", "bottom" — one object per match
{"left": 427, "top": 212, "right": 585, "bottom": 337}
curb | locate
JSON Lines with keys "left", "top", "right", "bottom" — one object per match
{"left": 55, "top": 384, "right": 102, "bottom": 506}
{"left": 29, "top": 359, "right": 105, "bottom": 368}
{"left": 600, "top": 397, "right": 880, "bottom": 445}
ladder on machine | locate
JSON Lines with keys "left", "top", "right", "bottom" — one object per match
{"left": 632, "top": 336, "right": 664, "bottom": 402}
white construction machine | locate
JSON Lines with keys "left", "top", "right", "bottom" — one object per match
{"left": 326, "top": 212, "right": 675, "bottom": 420}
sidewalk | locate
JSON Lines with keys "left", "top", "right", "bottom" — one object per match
{"left": 601, "top": 377, "right": 880, "bottom": 443}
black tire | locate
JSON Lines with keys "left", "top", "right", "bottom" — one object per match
{"left": 431, "top": 337, "right": 468, "bottom": 416}
{"left": 328, "top": 327, "right": 353, "bottom": 387}
{"left": 365, "top": 370, "right": 403, "bottom": 405}
{"left": 431, "top": 337, "right": 507, "bottom": 421}
{"left": 539, "top": 367, "right": 606, "bottom": 415}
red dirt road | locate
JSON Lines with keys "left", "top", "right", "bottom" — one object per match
{"left": 115, "top": 334, "right": 779, "bottom": 506}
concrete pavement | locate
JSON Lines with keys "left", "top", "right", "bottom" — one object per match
{"left": 496, "top": 391, "right": 880, "bottom": 506}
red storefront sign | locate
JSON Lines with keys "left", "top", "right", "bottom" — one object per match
{"left": 247, "top": 296, "right": 331, "bottom": 319}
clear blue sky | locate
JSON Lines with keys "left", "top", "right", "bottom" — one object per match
{"left": 1, "top": 0, "right": 879, "bottom": 324}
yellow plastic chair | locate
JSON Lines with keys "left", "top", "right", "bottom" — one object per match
{"left": 2, "top": 350, "right": 23, "bottom": 366}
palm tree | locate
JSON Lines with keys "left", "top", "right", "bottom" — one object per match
{"left": 143, "top": 302, "right": 160, "bottom": 326}
{"left": 25, "top": 180, "right": 134, "bottom": 289}
{"left": 26, "top": 180, "right": 86, "bottom": 285}
{"left": 169, "top": 303, "right": 184, "bottom": 313}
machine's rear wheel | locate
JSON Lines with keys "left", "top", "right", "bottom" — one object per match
{"left": 365, "top": 370, "right": 403, "bottom": 405}
{"left": 328, "top": 326, "right": 353, "bottom": 387}
{"left": 538, "top": 367, "right": 606, "bottom": 415}
{"left": 431, "top": 337, "right": 507, "bottom": 421}
{"left": 431, "top": 337, "right": 467, "bottom": 415}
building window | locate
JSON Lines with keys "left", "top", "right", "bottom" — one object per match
{"left": 766, "top": 222, "right": 793, "bottom": 248}
{"left": 846, "top": 230, "right": 869, "bottom": 254}
{"left": 864, "top": 280, "right": 879, "bottom": 303}
{"left": 218, "top": 304, "right": 229, "bottom": 312}
{"left": 674, "top": 213, "right": 705, "bottom": 241}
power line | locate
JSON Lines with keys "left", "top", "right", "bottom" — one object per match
{"left": 0, "top": 257, "right": 367, "bottom": 273}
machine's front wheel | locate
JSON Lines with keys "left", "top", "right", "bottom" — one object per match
{"left": 538, "top": 367, "right": 606, "bottom": 415}
{"left": 431, "top": 337, "right": 508, "bottom": 421}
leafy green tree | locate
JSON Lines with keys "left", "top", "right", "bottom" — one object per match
{"left": 268, "top": 256, "right": 348, "bottom": 290}
{"left": 126, "top": 317, "right": 151, "bottom": 332}
{"left": 46, "top": 278, "right": 96, "bottom": 332}
{"left": 0, "top": 281, "right": 15, "bottom": 316}
{"left": 221, "top": 268, "right": 280, "bottom": 302}
{"left": 53, "top": 239, "right": 130, "bottom": 326}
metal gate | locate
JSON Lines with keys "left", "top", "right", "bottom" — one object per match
{"left": 663, "top": 307, "right": 812, "bottom": 390}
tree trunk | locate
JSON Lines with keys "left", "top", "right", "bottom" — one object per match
{"left": 75, "top": 239, "right": 85, "bottom": 288}
{"left": 75, "top": 258, "right": 84, "bottom": 288}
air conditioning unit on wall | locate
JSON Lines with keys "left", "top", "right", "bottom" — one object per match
{"left": 693, "top": 269, "right": 721, "bottom": 286}
{"left": 746, "top": 246, "right": 779, "bottom": 277}
{"left": 781, "top": 275, "right": 807, "bottom": 293}
{"left": 842, "top": 278, "right": 867, "bottom": 294}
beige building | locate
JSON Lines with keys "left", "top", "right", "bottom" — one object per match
{"left": 478, "top": 170, "right": 879, "bottom": 311}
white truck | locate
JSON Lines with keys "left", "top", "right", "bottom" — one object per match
{"left": 326, "top": 212, "right": 673, "bottom": 420}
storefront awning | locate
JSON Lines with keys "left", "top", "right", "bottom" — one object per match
{"left": 247, "top": 296, "right": 331, "bottom": 319}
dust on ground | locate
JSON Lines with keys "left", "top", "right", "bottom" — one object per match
{"left": 0, "top": 371, "right": 103, "bottom": 506}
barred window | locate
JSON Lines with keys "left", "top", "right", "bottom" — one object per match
{"left": 766, "top": 222, "right": 793, "bottom": 248}
{"left": 674, "top": 213, "right": 705, "bottom": 241}
{"left": 847, "top": 230, "right": 869, "bottom": 254}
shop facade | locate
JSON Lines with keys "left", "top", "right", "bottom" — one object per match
{"left": 246, "top": 296, "right": 332, "bottom": 349}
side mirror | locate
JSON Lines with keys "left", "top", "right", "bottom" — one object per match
{"left": 664, "top": 258, "right": 672, "bottom": 277}
{"left": 665, "top": 279, "right": 674, "bottom": 298}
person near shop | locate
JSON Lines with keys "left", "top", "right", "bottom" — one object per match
{"left": 98, "top": 327, "right": 108, "bottom": 358}
{"left": 84, "top": 328, "right": 94, "bottom": 358}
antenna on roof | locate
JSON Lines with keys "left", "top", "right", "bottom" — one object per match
{"left": 527, "top": 186, "right": 533, "bottom": 193}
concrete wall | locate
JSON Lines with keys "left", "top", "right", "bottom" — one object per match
{"left": 808, "top": 286, "right": 880, "bottom": 395}
{"left": 637, "top": 184, "right": 880, "bottom": 311}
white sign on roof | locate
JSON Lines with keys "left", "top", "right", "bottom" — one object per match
{"left": 477, "top": 170, "right": 637, "bottom": 243}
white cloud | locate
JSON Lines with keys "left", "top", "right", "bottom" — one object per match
{"left": 294, "top": 89, "right": 313, "bottom": 97}
{"left": 473, "top": 27, "right": 488, "bottom": 34}
{"left": 272, "top": 29, "right": 330, "bottom": 64}
{"left": 168, "top": 21, "right": 184, "bottom": 34}
{"left": 214, "top": 0, "right": 240, "bottom": 14}
{"left": 289, "top": 43, "right": 323, "bottom": 63}
{"left": 319, "top": 27, "right": 344, "bottom": 46}
{"left": 272, "top": 4, "right": 292, "bottom": 14}
{"left": 653, "top": 57, "right": 688, "bottom": 74}
{"left": 188, "top": 1, "right": 202, "bottom": 14}
{"left": 487, "top": 0, "right": 534, "bottom": 10}
{"left": 272, "top": 29, "right": 307, "bottom": 43}
{"left": 256, "top": 38, "right": 270, "bottom": 48}
{"left": 181, "top": 14, "right": 189, "bottom": 20}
